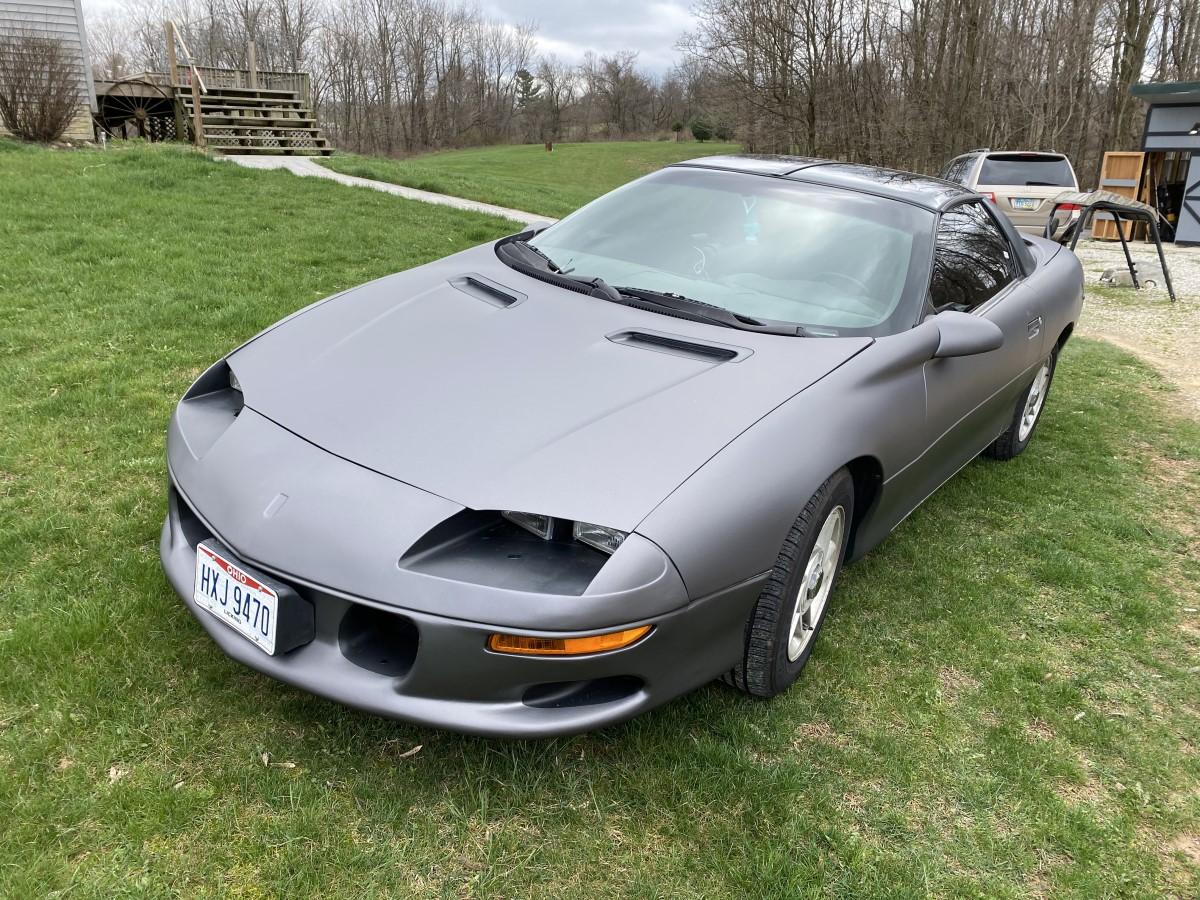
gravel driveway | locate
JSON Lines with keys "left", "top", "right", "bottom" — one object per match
{"left": 1071, "top": 238, "right": 1200, "bottom": 419}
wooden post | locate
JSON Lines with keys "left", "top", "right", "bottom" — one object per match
{"left": 165, "top": 21, "right": 179, "bottom": 85}
{"left": 247, "top": 41, "right": 258, "bottom": 89}
{"left": 166, "top": 22, "right": 186, "bottom": 142}
{"left": 191, "top": 75, "right": 205, "bottom": 148}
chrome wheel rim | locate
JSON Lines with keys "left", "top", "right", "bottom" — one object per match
{"left": 787, "top": 505, "right": 845, "bottom": 662}
{"left": 1018, "top": 362, "right": 1052, "bottom": 442}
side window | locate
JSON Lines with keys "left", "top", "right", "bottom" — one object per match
{"left": 940, "top": 155, "right": 974, "bottom": 185}
{"left": 929, "top": 202, "right": 1015, "bottom": 312}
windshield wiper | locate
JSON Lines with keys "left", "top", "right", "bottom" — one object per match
{"left": 503, "top": 238, "right": 562, "bottom": 272}
{"left": 496, "top": 238, "right": 808, "bottom": 336}
{"left": 497, "top": 240, "right": 629, "bottom": 301}
{"left": 613, "top": 286, "right": 809, "bottom": 336}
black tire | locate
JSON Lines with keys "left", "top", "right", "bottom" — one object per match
{"left": 986, "top": 348, "right": 1058, "bottom": 461}
{"left": 725, "top": 468, "right": 855, "bottom": 698}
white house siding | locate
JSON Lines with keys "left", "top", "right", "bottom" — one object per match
{"left": 0, "top": 0, "right": 95, "bottom": 140}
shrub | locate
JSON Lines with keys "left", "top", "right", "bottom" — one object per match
{"left": 689, "top": 119, "right": 713, "bottom": 142}
{"left": 0, "top": 32, "right": 81, "bottom": 142}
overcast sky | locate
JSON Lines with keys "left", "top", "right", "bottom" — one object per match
{"left": 80, "top": 0, "right": 699, "bottom": 75}
{"left": 480, "top": 0, "right": 697, "bottom": 74}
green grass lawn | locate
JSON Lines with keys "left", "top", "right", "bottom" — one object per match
{"left": 2, "top": 140, "right": 1199, "bottom": 898}
{"left": 318, "top": 140, "right": 741, "bottom": 219}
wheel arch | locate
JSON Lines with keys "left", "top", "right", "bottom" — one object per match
{"left": 1056, "top": 321, "right": 1074, "bottom": 350}
{"left": 843, "top": 455, "right": 884, "bottom": 559}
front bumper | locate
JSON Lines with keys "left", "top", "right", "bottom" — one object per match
{"left": 161, "top": 486, "right": 764, "bottom": 737}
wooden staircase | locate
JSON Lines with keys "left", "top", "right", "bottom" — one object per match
{"left": 179, "top": 85, "right": 332, "bottom": 156}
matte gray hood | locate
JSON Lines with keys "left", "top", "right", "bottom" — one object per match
{"left": 229, "top": 245, "right": 872, "bottom": 531}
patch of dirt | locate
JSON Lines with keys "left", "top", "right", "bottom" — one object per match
{"left": 1026, "top": 850, "right": 1073, "bottom": 900}
{"left": 1169, "top": 833, "right": 1200, "bottom": 865}
{"left": 1056, "top": 776, "right": 1108, "bottom": 807}
{"left": 1024, "top": 719, "right": 1055, "bottom": 742}
{"left": 1073, "top": 239, "right": 1200, "bottom": 419}
{"left": 937, "top": 666, "right": 981, "bottom": 704}
{"left": 1055, "top": 754, "right": 1109, "bottom": 808}
{"left": 792, "top": 721, "right": 851, "bottom": 749}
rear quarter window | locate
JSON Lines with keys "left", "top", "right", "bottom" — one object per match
{"left": 940, "top": 155, "right": 976, "bottom": 185}
{"left": 978, "top": 154, "right": 1075, "bottom": 187}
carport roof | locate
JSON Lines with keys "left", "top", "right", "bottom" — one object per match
{"left": 1131, "top": 81, "right": 1200, "bottom": 104}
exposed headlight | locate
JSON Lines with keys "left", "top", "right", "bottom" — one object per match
{"left": 501, "top": 511, "right": 629, "bottom": 556}
{"left": 573, "top": 521, "right": 627, "bottom": 555}
{"left": 502, "top": 510, "right": 554, "bottom": 540}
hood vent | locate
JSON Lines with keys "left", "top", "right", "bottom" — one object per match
{"left": 607, "top": 329, "right": 748, "bottom": 363}
{"left": 450, "top": 274, "right": 526, "bottom": 308}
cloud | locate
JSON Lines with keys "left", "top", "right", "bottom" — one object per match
{"left": 482, "top": 0, "right": 697, "bottom": 74}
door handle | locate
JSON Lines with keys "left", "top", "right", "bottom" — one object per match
{"left": 1026, "top": 316, "right": 1043, "bottom": 339}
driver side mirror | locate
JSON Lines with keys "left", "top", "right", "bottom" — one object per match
{"left": 931, "top": 310, "right": 1004, "bottom": 358}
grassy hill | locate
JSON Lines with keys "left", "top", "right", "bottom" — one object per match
{"left": 1, "top": 139, "right": 1198, "bottom": 897}
{"left": 319, "top": 140, "right": 742, "bottom": 218}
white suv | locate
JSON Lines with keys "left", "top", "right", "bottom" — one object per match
{"left": 939, "top": 150, "right": 1079, "bottom": 235}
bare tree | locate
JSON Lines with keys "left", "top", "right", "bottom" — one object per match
{"left": 0, "top": 32, "right": 83, "bottom": 142}
{"left": 682, "top": 0, "right": 1200, "bottom": 182}
{"left": 87, "top": 10, "right": 135, "bottom": 80}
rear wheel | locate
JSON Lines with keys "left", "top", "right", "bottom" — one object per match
{"left": 725, "top": 469, "right": 854, "bottom": 698}
{"left": 986, "top": 349, "right": 1057, "bottom": 460}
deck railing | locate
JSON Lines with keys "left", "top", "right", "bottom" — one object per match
{"left": 176, "top": 67, "right": 310, "bottom": 104}
{"left": 140, "top": 68, "right": 309, "bottom": 103}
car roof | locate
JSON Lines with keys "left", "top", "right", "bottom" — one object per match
{"left": 670, "top": 155, "right": 973, "bottom": 211}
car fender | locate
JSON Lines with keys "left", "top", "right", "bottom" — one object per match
{"left": 1029, "top": 237, "right": 1085, "bottom": 347}
{"left": 636, "top": 322, "right": 939, "bottom": 600}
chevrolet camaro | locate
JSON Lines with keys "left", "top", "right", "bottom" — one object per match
{"left": 160, "top": 156, "right": 1084, "bottom": 737}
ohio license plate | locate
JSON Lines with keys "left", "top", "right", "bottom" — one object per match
{"left": 194, "top": 542, "right": 278, "bottom": 654}
{"left": 1011, "top": 197, "right": 1039, "bottom": 210}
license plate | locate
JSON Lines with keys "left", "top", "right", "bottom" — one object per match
{"left": 194, "top": 543, "right": 278, "bottom": 654}
{"left": 1011, "top": 198, "right": 1039, "bottom": 211}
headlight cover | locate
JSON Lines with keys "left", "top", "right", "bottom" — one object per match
{"left": 502, "top": 511, "right": 628, "bottom": 556}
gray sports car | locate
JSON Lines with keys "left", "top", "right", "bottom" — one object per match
{"left": 161, "top": 156, "right": 1083, "bottom": 737}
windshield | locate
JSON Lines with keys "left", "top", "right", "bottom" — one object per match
{"left": 521, "top": 167, "right": 935, "bottom": 336}
{"left": 978, "top": 154, "right": 1075, "bottom": 187}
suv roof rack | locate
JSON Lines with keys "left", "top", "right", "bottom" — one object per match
{"left": 967, "top": 147, "right": 991, "bottom": 153}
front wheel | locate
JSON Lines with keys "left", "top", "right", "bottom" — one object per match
{"left": 725, "top": 468, "right": 854, "bottom": 698}
{"left": 986, "top": 349, "right": 1057, "bottom": 460}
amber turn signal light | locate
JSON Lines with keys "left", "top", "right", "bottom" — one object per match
{"left": 487, "top": 625, "right": 652, "bottom": 657}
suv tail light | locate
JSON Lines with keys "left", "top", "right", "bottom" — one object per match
{"left": 981, "top": 191, "right": 997, "bottom": 203}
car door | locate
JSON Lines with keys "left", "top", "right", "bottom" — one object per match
{"left": 914, "top": 200, "right": 1045, "bottom": 501}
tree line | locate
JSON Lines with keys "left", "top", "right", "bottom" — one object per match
{"left": 88, "top": 0, "right": 1200, "bottom": 181}
{"left": 683, "top": 0, "right": 1200, "bottom": 181}
{"left": 87, "top": 0, "right": 712, "bottom": 154}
